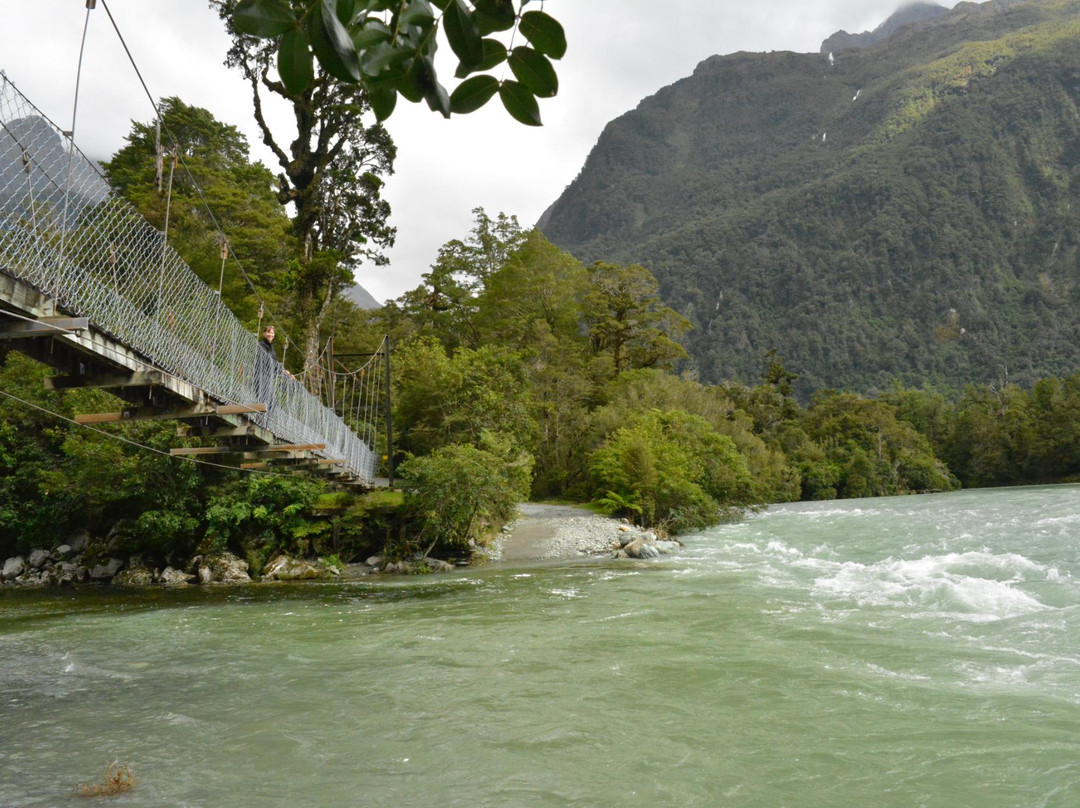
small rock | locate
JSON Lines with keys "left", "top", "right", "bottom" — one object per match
{"left": 54, "top": 544, "right": 72, "bottom": 558}
{"left": 52, "top": 562, "right": 86, "bottom": 585}
{"left": 365, "top": 555, "right": 384, "bottom": 567}
{"left": 639, "top": 543, "right": 661, "bottom": 560}
{"left": 422, "top": 558, "right": 454, "bottom": 573}
{"left": 654, "top": 541, "right": 681, "bottom": 554}
{"left": 28, "top": 549, "right": 49, "bottom": 569}
{"left": 19, "top": 570, "right": 48, "bottom": 587}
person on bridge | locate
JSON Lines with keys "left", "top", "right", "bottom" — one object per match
{"left": 254, "top": 325, "right": 292, "bottom": 419}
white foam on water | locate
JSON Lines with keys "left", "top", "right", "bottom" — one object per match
{"left": 765, "top": 540, "right": 803, "bottom": 557}
{"left": 1035, "top": 513, "right": 1080, "bottom": 526}
{"left": 810, "top": 550, "right": 1053, "bottom": 621}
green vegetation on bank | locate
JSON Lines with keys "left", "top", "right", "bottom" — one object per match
{"left": 5, "top": 207, "right": 1080, "bottom": 569}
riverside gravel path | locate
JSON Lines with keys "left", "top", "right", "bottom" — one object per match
{"left": 492, "top": 503, "right": 628, "bottom": 562}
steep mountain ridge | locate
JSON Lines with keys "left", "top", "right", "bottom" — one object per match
{"left": 538, "top": 0, "right": 1080, "bottom": 394}
{"left": 820, "top": 2, "right": 950, "bottom": 54}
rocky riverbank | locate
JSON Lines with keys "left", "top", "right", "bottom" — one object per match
{"left": 1, "top": 504, "right": 680, "bottom": 587}
{"left": 0, "top": 528, "right": 343, "bottom": 588}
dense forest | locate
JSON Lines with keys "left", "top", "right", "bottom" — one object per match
{"left": 4, "top": 188, "right": 1080, "bottom": 572}
{"left": 537, "top": 0, "right": 1080, "bottom": 395}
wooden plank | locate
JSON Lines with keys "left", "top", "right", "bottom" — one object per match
{"left": 45, "top": 370, "right": 164, "bottom": 390}
{"left": 0, "top": 316, "right": 89, "bottom": 340}
{"left": 75, "top": 402, "right": 266, "bottom": 424}
{"left": 240, "top": 462, "right": 269, "bottom": 470}
{"left": 169, "top": 446, "right": 251, "bottom": 456}
{"left": 176, "top": 424, "right": 253, "bottom": 438}
{"left": 172, "top": 441, "right": 327, "bottom": 458}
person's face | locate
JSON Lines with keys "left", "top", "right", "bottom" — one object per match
{"left": 264, "top": 327, "right": 275, "bottom": 342}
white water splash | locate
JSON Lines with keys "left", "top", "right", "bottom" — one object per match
{"left": 811, "top": 550, "right": 1053, "bottom": 620}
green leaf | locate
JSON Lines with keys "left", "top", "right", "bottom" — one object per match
{"left": 508, "top": 46, "right": 557, "bottom": 98}
{"left": 425, "top": 80, "right": 451, "bottom": 118}
{"left": 474, "top": 0, "right": 516, "bottom": 34}
{"left": 454, "top": 37, "right": 507, "bottom": 78}
{"left": 366, "top": 80, "right": 399, "bottom": 120}
{"left": 442, "top": 0, "right": 484, "bottom": 71}
{"left": 394, "top": 58, "right": 429, "bottom": 103}
{"left": 498, "top": 79, "right": 542, "bottom": 126}
{"left": 352, "top": 19, "right": 392, "bottom": 52}
{"left": 234, "top": 0, "right": 296, "bottom": 38}
{"left": 399, "top": 0, "right": 435, "bottom": 26}
{"left": 519, "top": 10, "right": 566, "bottom": 59}
{"left": 449, "top": 74, "right": 499, "bottom": 114}
{"left": 336, "top": 0, "right": 358, "bottom": 24}
{"left": 309, "top": 0, "right": 362, "bottom": 82}
{"left": 279, "top": 27, "right": 315, "bottom": 95}
{"left": 361, "top": 39, "right": 410, "bottom": 78}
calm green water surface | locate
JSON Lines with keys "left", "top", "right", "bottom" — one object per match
{"left": 2, "top": 486, "right": 1079, "bottom": 807}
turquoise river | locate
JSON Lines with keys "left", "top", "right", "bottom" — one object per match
{"left": 2, "top": 485, "right": 1079, "bottom": 806}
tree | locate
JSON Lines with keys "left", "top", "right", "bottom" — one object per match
{"left": 392, "top": 337, "right": 535, "bottom": 456}
{"left": 213, "top": 0, "right": 397, "bottom": 392}
{"left": 800, "top": 391, "right": 957, "bottom": 497}
{"left": 102, "top": 97, "right": 294, "bottom": 324}
{"left": 230, "top": 0, "right": 566, "bottom": 125}
{"left": 385, "top": 207, "right": 525, "bottom": 349}
{"left": 588, "top": 409, "right": 755, "bottom": 532}
{"left": 476, "top": 228, "right": 588, "bottom": 347}
{"left": 584, "top": 262, "right": 691, "bottom": 375}
{"left": 398, "top": 431, "right": 532, "bottom": 557}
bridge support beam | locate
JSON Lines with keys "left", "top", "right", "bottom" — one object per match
{"left": 76, "top": 403, "right": 266, "bottom": 424}
{"left": 0, "top": 316, "right": 89, "bottom": 340}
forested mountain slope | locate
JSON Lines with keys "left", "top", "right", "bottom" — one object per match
{"left": 537, "top": 0, "right": 1080, "bottom": 394}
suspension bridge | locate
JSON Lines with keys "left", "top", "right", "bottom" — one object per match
{"left": 0, "top": 73, "right": 386, "bottom": 486}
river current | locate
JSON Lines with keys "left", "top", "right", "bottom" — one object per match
{"left": 2, "top": 485, "right": 1079, "bottom": 807}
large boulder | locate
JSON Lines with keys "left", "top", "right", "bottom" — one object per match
{"left": 199, "top": 553, "right": 252, "bottom": 584}
{"left": 158, "top": 567, "right": 195, "bottom": 586}
{"left": 113, "top": 567, "right": 155, "bottom": 587}
{"left": 28, "top": 549, "right": 49, "bottom": 569}
{"left": 2, "top": 556, "right": 26, "bottom": 580}
{"left": 261, "top": 555, "right": 323, "bottom": 581}
{"left": 89, "top": 558, "right": 125, "bottom": 580}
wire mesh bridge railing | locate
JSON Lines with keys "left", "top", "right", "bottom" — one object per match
{"left": 0, "top": 73, "right": 379, "bottom": 484}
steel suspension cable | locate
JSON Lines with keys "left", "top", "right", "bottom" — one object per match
{"left": 57, "top": 0, "right": 95, "bottom": 270}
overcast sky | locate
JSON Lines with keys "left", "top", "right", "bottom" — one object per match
{"left": 0, "top": 1, "right": 981, "bottom": 303}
